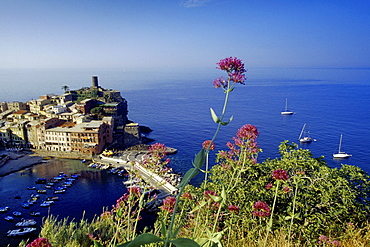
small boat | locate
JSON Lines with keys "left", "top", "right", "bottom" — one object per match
{"left": 298, "top": 123, "right": 313, "bottom": 143}
{"left": 40, "top": 202, "right": 51, "bottom": 207}
{"left": 0, "top": 206, "right": 9, "bottom": 212}
{"left": 35, "top": 178, "right": 47, "bottom": 184}
{"left": 29, "top": 211, "right": 41, "bottom": 217}
{"left": 81, "top": 159, "right": 86, "bottom": 163}
{"left": 7, "top": 227, "right": 37, "bottom": 237}
{"left": 13, "top": 211, "right": 22, "bottom": 217}
{"left": 27, "top": 186, "right": 37, "bottom": 190}
{"left": 5, "top": 216, "right": 14, "bottom": 221}
{"left": 21, "top": 202, "right": 30, "bottom": 208}
{"left": 54, "top": 189, "right": 66, "bottom": 194}
{"left": 16, "top": 219, "right": 37, "bottom": 227}
{"left": 47, "top": 196, "right": 59, "bottom": 201}
{"left": 37, "top": 189, "right": 47, "bottom": 194}
{"left": 333, "top": 134, "right": 352, "bottom": 158}
{"left": 281, "top": 99, "right": 294, "bottom": 115}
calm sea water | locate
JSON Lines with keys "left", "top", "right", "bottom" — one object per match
{"left": 0, "top": 68, "right": 369, "bottom": 245}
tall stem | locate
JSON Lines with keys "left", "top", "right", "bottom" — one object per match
{"left": 263, "top": 180, "right": 280, "bottom": 247}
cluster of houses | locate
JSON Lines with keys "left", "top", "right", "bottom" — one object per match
{"left": 0, "top": 77, "right": 139, "bottom": 156}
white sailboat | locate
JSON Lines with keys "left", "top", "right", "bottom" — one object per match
{"left": 298, "top": 123, "right": 312, "bottom": 143}
{"left": 281, "top": 99, "right": 294, "bottom": 115}
{"left": 333, "top": 134, "right": 352, "bottom": 158}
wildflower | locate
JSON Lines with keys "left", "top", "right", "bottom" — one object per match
{"left": 149, "top": 143, "right": 167, "bottom": 154}
{"left": 236, "top": 124, "right": 258, "bottom": 140}
{"left": 228, "top": 205, "right": 240, "bottom": 214}
{"left": 212, "top": 77, "right": 228, "bottom": 88}
{"left": 202, "top": 140, "right": 215, "bottom": 150}
{"left": 283, "top": 186, "right": 291, "bottom": 193}
{"left": 128, "top": 186, "right": 142, "bottom": 196}
{"left": 216, "top": 57, "right": 246, "bottom": 75}
{"left": 26, "top": 238, "right": 51, "bottom": 247}
{"left": 266, "top": 183, "right": 273, "bottom": 189}
{"left": 181, "top": 192, "right": 192, "bottom": 200}
{"left": 318, "top": 235, "right": 329, "bottom": 243}
{"left": 160, "top": 196, "right": 176, "bottom": 213}
{"left": 252, "top": 201, "right": 271, "bottom": 217}
{"left": 331, "top": 240, "right": 341, "bottom": 246}
{"left": 272, "top": 169, "right": 289, "bottom": 181}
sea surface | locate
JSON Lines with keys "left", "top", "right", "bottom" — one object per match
{"left": 0, "top": 67, "right": 370, "bottom": 246}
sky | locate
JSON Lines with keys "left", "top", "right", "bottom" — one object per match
{"left": 1, "top": 0, "right": 370, "bottom": 70}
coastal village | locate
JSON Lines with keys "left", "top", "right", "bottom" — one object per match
{"left": 0, "top": 76, "right": 142, "bottom": 158}
{"left": 0, "top": 76, "right": 180, "bottom": 197}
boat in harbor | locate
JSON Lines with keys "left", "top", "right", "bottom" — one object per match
{"left": 4, "top": 216, "right": 14, "bottom": 221}
{"left": 333, "top": 134, "right": 352, "bottom": 158}
{"left": 0, "top": 206, "right": 9, "bottom": 212}
{"left": 15, "top": 219, "right": 37, "bottom": 227}
{"left": 7, "top": 227, "right": 36, "bottom": 237}
{"left": 29, "top": 211, "right": 41, "bottom": 217}
{"left": 298, "top": 123, "right": 313, "bottom": 143}
{"left": 281, "top": 98, "right": 294, "bottom": 115}
{"left": 13, "top": 211, "right": 22, "bottom": 217}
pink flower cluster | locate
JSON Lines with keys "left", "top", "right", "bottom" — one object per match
{"left": 252, "top": 201, "right": 271, "bottom": 217}
{"left": 318, "top": 235, "right": 341, "bottom": 246}
{"left": 26, "top": 238, "right": 51, "bottom": 247}
{"left": 272, "top": 169, "right": 289, "bottom": 181}
{"left": 228, "top": 205, "right": 240, "bottom": 214}
{"left": 202, "top": 140, "right": 215, "bottom": 150}
{"left": 212, "top": 57, "right": 247, "bottom": 89}
{"left": 160, "top": 196, "right": 176, "bottom": 213}
{"left": 236, "top": 124, "right": 258, "bottom": 140}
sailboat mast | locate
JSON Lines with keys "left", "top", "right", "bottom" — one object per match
{"left": 338, "top": 134, "right": 343, "bottom": 153}
{"left": 299, "top": 123, "right": 306, "bottom": 140}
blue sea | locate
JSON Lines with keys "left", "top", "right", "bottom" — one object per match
{"left": 0, "top": 67, "right": 369, "bottom": 245}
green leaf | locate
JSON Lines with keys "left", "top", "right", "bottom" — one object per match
{"left": 178, "top": 168, "right": 199, "bottom": 188}
{"left": 160, "top": 219, "right": 167, "bottom": 237}
{"left": 189, "top": 200, "right": 207, "bottom": 213}
{"left": 208, "top": 194, "right": 222, "bottom": 202}
{"left": 170, "top": 238, "right": 200, "bottom": 247}
{"left": 117, "top": 233, "right": 164, "bottom": 247}
{"left": 93, "top": 240, "right": 104, "bottom": 247}
{"left": 221, "top": 186, "right": 227, "bottom": 201}
{"left": 210, "top": 108, "right": 220, "bottom": 123}
{"left": 193, "top": 149, "right": 205, "bottom": 169}
{"left": 116, "top": 208, "right": 123, "bottom": 218}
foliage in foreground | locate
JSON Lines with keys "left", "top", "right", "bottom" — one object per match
{"left": 21, "top": 57, "right": 370, "bottom": 247}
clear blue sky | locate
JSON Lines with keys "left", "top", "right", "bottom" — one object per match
{"left": 1, "top": 0, "right": 369, "bottom": 70}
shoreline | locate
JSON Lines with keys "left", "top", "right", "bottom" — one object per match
{"left": 0, "top": 150, "right": 46, "bottom": 177}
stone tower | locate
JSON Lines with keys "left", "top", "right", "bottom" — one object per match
{"left": 91, "top": 76, "right": 99, "bottom": 88}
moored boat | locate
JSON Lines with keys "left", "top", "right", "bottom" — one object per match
{"left": 16, "top": 219, "right": 37, "bottom": 227}
{"left": 0, "top": 206, "right": 10, "bottom": 212}
{"left": 7, "top": 227, "right": 37, "bottom": 237}
{"left": 13, "top": 211, "right": 22, "bottom": 217}
{"left": 5, "top": 216, "right": 14, "bottom": 221}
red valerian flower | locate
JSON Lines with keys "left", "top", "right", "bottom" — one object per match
{"left": 272, "top": 169, "right": 289, "bottom": 181}
{"left": 216, "top": 57, "right": 246, "bottom": 74}
{"left": 181, "top": 192, "right": 193, "bottom": 200}
{"left": 202, "top": 140, "right": 215, "bottom": 150}
{"left": 26, "top": 238, "right": 51, "bottom": 247}
{"left": 236, "top": 124, "right": 259, "bottom": 140}
{"left": 283, "top": 186, "right": 291, "bottom": 193}
{"left": 212, "top": 77, "right": 228, "bottom": 88}
{"left": 160, "top": 196, "right": 176, "bottom": 213}
{"left": 228, "top": 205, "right": 240, "bottom": 214}
{"left": 252, "top": 201, "right": 271, "bottom": 217}
{"left": 266, "top": 183, "right": 273, "bottom": 189}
